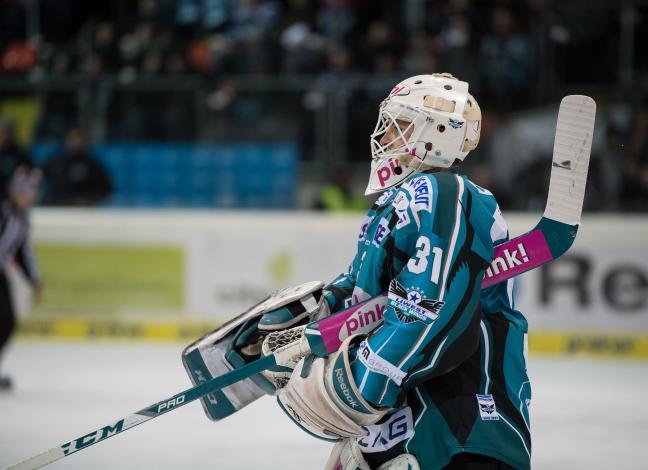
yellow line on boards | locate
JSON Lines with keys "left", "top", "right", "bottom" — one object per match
{"left": 16, "top": 318, "right": 648, "bottom": 358}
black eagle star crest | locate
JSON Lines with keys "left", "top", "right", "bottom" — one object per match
{"left": 389, "top": 280, "right": 445, "bottom": 323}
{"left": 480, "top": 403, "right": 496, "bottom": 414}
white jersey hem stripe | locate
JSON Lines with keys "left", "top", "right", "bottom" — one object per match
{"left": 480, "top": 321, "right": 491, "bottom": 394}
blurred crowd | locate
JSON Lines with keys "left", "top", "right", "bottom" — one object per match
{"left": 2, "top": 0, "right": 631, "bottom": 108}
{"left": 0, "top": 0, "right": 647, "bottom": 211}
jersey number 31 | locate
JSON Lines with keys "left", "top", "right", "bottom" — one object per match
{"left": 407, "top": 236, "right": 443, "bottom": 284}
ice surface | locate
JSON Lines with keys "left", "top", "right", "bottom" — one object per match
{"left": 1, "top": 342, "right": 647, "bottom": 469}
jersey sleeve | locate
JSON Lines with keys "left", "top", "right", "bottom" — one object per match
{"left": 350, "top": 174, "right": 490, "bottom": 407}
{"left": 324, "top": 272, "right": 356, "bottom": 313}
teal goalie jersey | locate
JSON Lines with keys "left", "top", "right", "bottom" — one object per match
{"left": 324, "top": 171, "right": 531, "bottom": 470}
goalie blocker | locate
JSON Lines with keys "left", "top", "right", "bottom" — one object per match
{"left": 181, "top": 281, "right": 329, "bottom": 421}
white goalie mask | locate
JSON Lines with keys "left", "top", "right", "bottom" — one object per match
{"left": 366, "top": 73, "right": 482, "bottom": 195}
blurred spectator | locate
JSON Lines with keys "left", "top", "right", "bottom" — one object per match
{"left": 435, "top": 5, "right": 479, "bottom": 86}
{"left": 35, "top": 52, "right": 79, "bottom": 140}
{"left": 621, "top": 96, "right": 648, "bottom": 210}
{"left": 92, "top": 22, "right": 119, "bottom": 73}
{"left": 280, "top": 17, "right": 327, "bottom": 73}
{"left": 43, "top": 127, "right": 112, "bottom": 206}
{"left": 186, "top": 37, "right": 216, "bottom": 74}
{"left": 322, "top": 45, "right": 355, "bottom": 80}
{"left": 479, "top": 7, "right": 532, "bottom": 109}
{"left": 356, "top": 20, "right": 403, "bottom": 73}
{"left": 230, "top": 0, "right": 280, "bottom": 41}
{"left": 1, "top": 41, "right": 38, "bottom": 74}
{"left": 402, "top": 32, "right": 438, "bottom": 76}
{"left": 587, "top": 126, "right": 625, "bottom": 211}
{"left": 317, "top": 0, "right": 356, "bottom": 45}
{"left": 164, "top": 49, "right": 187, "bottom": 74}
{"left": 0, "top": 121, "right": 36, "bottom": 198}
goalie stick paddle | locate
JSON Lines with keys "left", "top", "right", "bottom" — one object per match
{"left": 5, "top": 96, "right": 595, "bottom": 470}
{"left": 486, "top": 94, "right": 595, "bottom": 286}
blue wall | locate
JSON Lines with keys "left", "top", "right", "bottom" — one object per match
{"left": 32, "top": 143, "right": 297, "bottom": 208}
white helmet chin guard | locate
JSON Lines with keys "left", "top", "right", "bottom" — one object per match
{"left": 365, "top": 73, "right": 481, "bottom": 195}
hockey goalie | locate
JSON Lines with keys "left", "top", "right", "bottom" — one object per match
{"left": 183, "top": 73, "right": 532, "bottom": 470}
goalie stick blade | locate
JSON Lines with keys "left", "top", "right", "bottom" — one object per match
{"left": 544, "top": 95, "right": 596, "bottom": 226}
{"left": 482, "top": 97, "right": 596, "bottom": 287}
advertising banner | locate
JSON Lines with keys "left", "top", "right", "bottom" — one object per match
{"left": 25, "top": 210, "right": 648, "bottom": 339}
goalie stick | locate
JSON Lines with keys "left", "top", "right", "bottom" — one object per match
{"left": 310, "top": 96, "right": 596, "bottom": 354}
{"left": 5, "top": 95, "right": 595, "bottom": 470}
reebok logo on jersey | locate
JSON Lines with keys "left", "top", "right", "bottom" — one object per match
{"left": 358, "top": 340, "right": 406, "bottom": 385}
{"left": 476, "top": 394, "right": 500, "bottom": 421}
{"left": 334, "top": 367, "right": 360, "bottom": 410}
{"left": 485, "top": 243, "right": 530, "bottom": 279}
{"left": 332, "top": 353, "right": 371, "bottom": 413}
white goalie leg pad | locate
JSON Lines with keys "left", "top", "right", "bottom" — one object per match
{"left": 324, "top": 439, "right": 370, "bottom": 470}
{"left": 258, "top": 282, "right": 328, "bottom": 331}
{"left": 182, "top": 325, "right": 271, "bottom": 421}
{"left": 324, "top": 439, "right": 420, "bottom": 470}
{"left": 277, "top": 335, "right": 389, "bottom": 440}
{"left": 376, "top": 454, "right": 421, "bottom": 470}
{"left": 182, "top": 281, "right": 325, "bottom": 420}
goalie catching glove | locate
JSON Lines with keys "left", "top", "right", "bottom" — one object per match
{"left": 182, "top": 281, "right": 330, "bottom": 421}
{"left": 277, "top": 334, "right": 390, "bottom": 441}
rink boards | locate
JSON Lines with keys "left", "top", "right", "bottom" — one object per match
{"left": 13, "top": 209, "right": 648, "bottom": 358}
{"left": 15, "top": 316, "right": 648, "bottom": 358}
